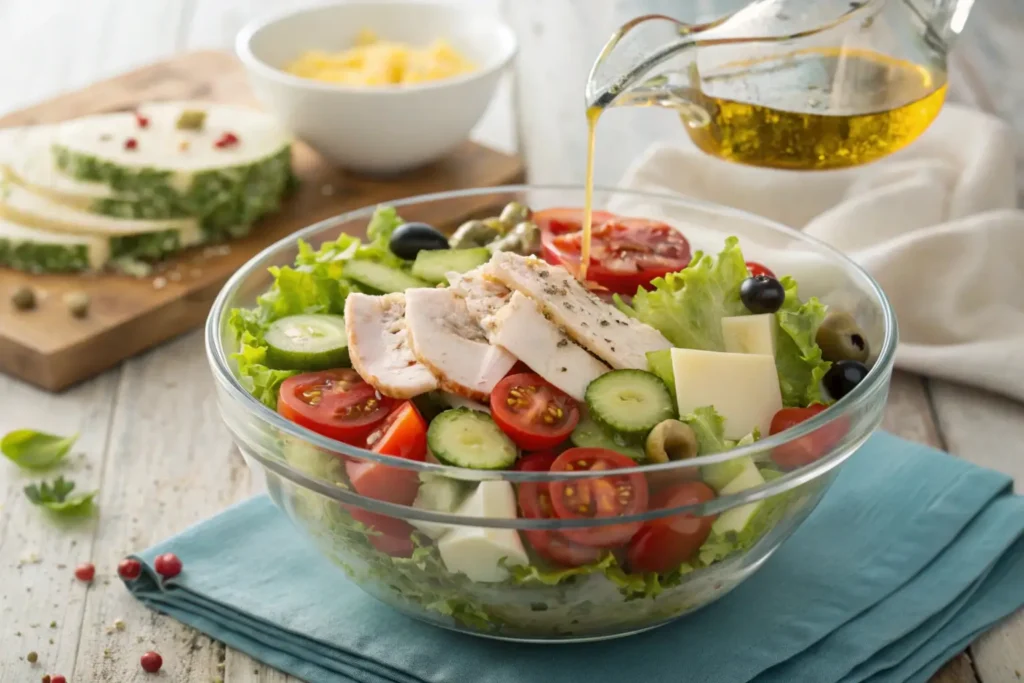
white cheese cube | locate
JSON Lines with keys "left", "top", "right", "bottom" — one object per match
{"left": 671, "top": 348, "right": 783, "bottom": 440}
{"left": 722, "top": 314, "right": 776, "bottom": 356}
{"left": 436, "top": 480, "right": 528, "bottom": 582}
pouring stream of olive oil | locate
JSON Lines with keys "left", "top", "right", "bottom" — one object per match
{"left": 579, "top": 47, "right": 946, "bottom": 281}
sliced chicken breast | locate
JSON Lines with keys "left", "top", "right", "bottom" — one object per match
{"left": 344, "top": 292, "right": 439, "bottom": 399}
{"left": 404, "top": 287, "right": 517, "bottom": 401}
{"left": 484, "top": 252, "right": 672, "bottom": 369}
{"left": 483, "top": 291, "right": 610, "bottom": 401}
{"left": 445, "top": 266, "right": 513, "bottom": 332}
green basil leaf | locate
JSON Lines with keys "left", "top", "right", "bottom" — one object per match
{"left": 2, "top": 430, "right": 77, "bottom": 469}
{"left": 23, "top": 476, "right": 97, "bottom": 516}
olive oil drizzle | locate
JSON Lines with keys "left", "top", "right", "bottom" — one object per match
{"left": 580, "top": 106, "right": 602, "bottom": 282}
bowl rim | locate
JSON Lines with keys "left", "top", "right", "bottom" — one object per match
{"left": 235, "top": 0, "right": 519, "bottom": 95}
{"left": 205, "top": 184, "right": 897, "bottom": 522}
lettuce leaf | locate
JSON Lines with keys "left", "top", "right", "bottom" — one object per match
{"left": 506, "top": 552, "right": 694, "bottom": 601}
{"left": 681, "top": 406, "right": 729, "bottom": 455}
{"left": 645, "top": 349, "right": 676, "bottom": 403}
{"left": 697, "top": 472, "right": 793, "bottom": 567}
{"left": 775, "top": 276, "right": 831, "bottom": 407}
{"left": 233, "top": 332, "right": 296, "bottom": 409}
{"left": 620, "top": 236, "right": 749, "bottom": 351}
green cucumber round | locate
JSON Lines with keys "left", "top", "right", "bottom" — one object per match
{"left": 585, "top": 369, "right": 675, "bottom": 435}
{"left": 264, "top": 314, "right": 350, "bottom": 371}
{"left": 427, "top": 409, "right": 518, "bottom": 470}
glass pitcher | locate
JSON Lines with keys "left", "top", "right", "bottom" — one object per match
{"left": 585, "top": 0, "right": 976, "bottom": 169}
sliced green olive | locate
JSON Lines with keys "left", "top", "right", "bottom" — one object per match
{"left": 816, "top": 311, "right": 870, "bottom": 363}
{"left": 487, "top": 221, "right": 540, "bottom": 255}
{"left": 644, "top": 419, "right": 698, "bottom": 464}
{"left": 450, "top": 219, "right": 500, "bottom": 249}
{"left": 498, "top": 201, "right": 530, "bottom": 228}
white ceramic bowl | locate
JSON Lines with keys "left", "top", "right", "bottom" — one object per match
{"left": 236, "top": 1, "right": 517, "bottom": 174}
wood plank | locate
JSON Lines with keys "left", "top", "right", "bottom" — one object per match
{"left": 0, "top": 370, "right": 119, "bottom": 683}
{"left": 931, "top": 653, "right": 980, "bottom": 683}
{"left": 69, "top": 330, "right": 256, "bottom": 683}
{"left": 0, "top": 50, "right": 524, "bottom": 393}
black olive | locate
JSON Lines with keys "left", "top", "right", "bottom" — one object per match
{"left": 388, "top": 222, "right": 449, "bottom": 260}
{"left": 740, "top": 275, "right": 786, "bottom": 314}
{"left": 824, "top": 360, "right": 869, "bottom": 400}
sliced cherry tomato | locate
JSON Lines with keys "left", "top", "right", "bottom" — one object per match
{"left": 540, "top": 214, "right": 692, "bottom": 295}
{"left": 366, "top": 401, "right": 428, "bottom": 461}
{"left": 769, "top": 405, "right": 847, "bottom": 470}
{"left": 548, "top": 448, "right": 649, "bottom": 547}
{"left": 746, "top": 261, "right": 776, "bottom": 279}
{"left": 516, "top": 454, "right": 604, "bottom": 567}
{"left": 532, "top": 208, "right": 617, "bottom": 236}
{"left": 344, "top": 506, "right": 415, "bottom": 557}
{"left": 507, "top": 361, "right": 534, "bottom": 376}
{"left": 278, "top": 369, "right": 393, "bottom": 444}
{"left": 627, "top": 481, "right": 717, "bottom": 574}
{"left": 491, "top": 373, "right": 580, "bottom": 451}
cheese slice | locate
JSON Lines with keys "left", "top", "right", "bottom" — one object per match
{"left": 711, "top": 459, "right": 768, "bottom": 536}
{"left": 436, "top": 480, "right": 528, "bottom": 583}
{"left": 0, "top": 217, "right": 109, "bottom": 270}
{"left": 671, "top": 348, "right": 783, "bottom": 440}
{"left": 722, "top": 314, "right": 776, "bottom": 356}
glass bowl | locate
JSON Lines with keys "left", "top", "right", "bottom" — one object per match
{"left": 205, "top": 185, "right": 896, "bottom": 642}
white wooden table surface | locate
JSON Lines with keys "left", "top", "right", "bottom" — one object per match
{"left": 0, "top": 1, "right": 1022, "bottom": 682}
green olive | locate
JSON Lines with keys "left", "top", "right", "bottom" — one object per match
{"left": 644, "top": 419, "right": 698, "bottom": 464}
{"left": 816, "top": 311, "right": 870, "bottom": 363}
{"left": 487, "top": 221, "right": 540, "bottom": 256}
{"left": 483, "top": 217, "right": 508, "bottom": 234}
{"left": 449, "top": 219, "right": 500, "bottom": 249}
{"left": 498, "top": 201, "right": 530, "bottom": 228}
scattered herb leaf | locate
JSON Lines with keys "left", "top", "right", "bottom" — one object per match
{"left": 1, "top": 430, "right": 77, "bottom": 469}
{"left": 24, "top": 476, "right": 96, "bottom": 515}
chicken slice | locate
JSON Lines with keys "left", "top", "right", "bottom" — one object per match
{"left": 484, "top": 252, "right": 672, "bottom": 369}
{"left": 344, "top": 292, "right": 439, "bottom": 399}
{"left": 404, "top": 287, "right": 517, "bottom": 402}
{"left": 483, "top": 291, "right": 610, "bottom": 401}
{"left": 445, "top": 266, "right": 512, "bottom": 331}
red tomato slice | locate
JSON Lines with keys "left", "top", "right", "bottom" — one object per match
{"left": 548, "top": 448, "right": 649, "bottom": 547}
{"left": 491, "top": 373, "right": 580, "bottom": 451}
{"left": 366, "top": 401, "right": 428, "bottom": 461}
{"left": 769, "top": 405, "right": 848, "bottom": 470}
{"left": 627, "top": 481, "right": 717, "bottom": 573}
{"left": 344, "top": 506, "right": 415, "bottom": 557}
{"left": 278, "top": 369, "right": 393, "bottom": 444}
{"left": 516, "top": 455, "right": 604, "bottom": 567}
{"left": 532, "top": 208, "right": 617, "bottom": 236}
{"left": 540, "top": 215, "right": 692, "bottom": 295}
{"left": 746, "top": 261, "right": 776, "bottom": 279}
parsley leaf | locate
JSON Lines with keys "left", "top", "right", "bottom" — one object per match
{"left": 1, "top": 430, "right": 77, "bottom": 469}
{"left": 24, "top": 476, "right": 96, "bottom": 515}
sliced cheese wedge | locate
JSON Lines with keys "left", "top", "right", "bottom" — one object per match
{"left": 722, "top": 314, "right": 776, "bottom": 356}
{"left": 671, "top": 348, "right": 783, "bottom": 440}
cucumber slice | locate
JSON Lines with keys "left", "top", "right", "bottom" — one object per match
{"left": 427, "top": 409, "right": 518, "bottom": 470}
{"left": 264, "top": 314, "right": 350, "bottom": 371}
{"left": 585, "top": 369, "right": 675, "bottom": 435}
{"left": 344, "top": 259, "right": 428, "bottom": 293}
{"left": 411, "top": 247, "right": 490, "bottom": 284}
{"left": 570, "top": 414, "right": 645, "bottom": 461}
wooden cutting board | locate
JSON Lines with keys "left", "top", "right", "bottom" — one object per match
{"left": 0, "top": 50, "right": 524, "bottom": 392}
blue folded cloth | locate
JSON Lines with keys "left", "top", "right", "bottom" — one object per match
{"left": 125, "top": 432, "right": 1024, "bottom": 683}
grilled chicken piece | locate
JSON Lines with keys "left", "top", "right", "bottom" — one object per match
{"left": 484, "top": 252, "right": 672, "bottom": 369}
{"left": 483, "top": 291, "right": 610, "bottom": 401}
{"left": 445, "top": 266, "right": 513, "bottom": 333}
{"left": 404, "top": 287, "right": 517, "bottom": 401}
{"left": 344, "top": 292, "right": 438, "bottom": 399}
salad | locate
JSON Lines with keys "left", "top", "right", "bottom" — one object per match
{"left": 227, "top": 202, "right": 872, "bottom": 637}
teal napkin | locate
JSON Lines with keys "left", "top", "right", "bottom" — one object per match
{"left": 125, "top": 432, "right": 1024, "bottom": 683}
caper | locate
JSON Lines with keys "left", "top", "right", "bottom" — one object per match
{"left": 644, "top": 419, "right": 698, "bottom": 464}
{"left": 11, "top": 285, "right": 36, "bottom": 311}
{"left": 816, "top": 311, "right": 869, "bottom": 363}
{"left": 64, "top": 291, "right": 90, "bottom": 318}
{"left": 498, "top": 201, "right": 530, "bottom": 228}
{"left": 449, "top": 219, "right": 500, "bottom": 249}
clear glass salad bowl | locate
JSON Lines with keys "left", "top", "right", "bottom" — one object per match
{"left": 205, "top": 185, "right": 896, "bottom": 642}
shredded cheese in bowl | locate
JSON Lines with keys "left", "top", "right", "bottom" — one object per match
{"left": 285, "top": 29, "right": 477, "bottom": 86}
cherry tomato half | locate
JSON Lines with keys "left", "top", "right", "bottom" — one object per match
{"left": 627, "top": 481, "right": 717, "bottom": 574}
{"left": 769, "top": 405, "right": 847, "bottom": 470}
{"left": 345, "top": 401, "right": 428, "bottom": 506}
{"left": 538, "top": 211, "right": 692, "bottom": 295}
{"left": 548, "top": 448, "right": 649, "bottom": 547}
{"left": 516, "top": 453, "right": 604, "bottom": 567}
{"left": 491, "top": 373, "right": 580, "bottom": 451}
{"left": 746, "top": 261, "right": 776, "bottom": 279}
{"left": 278, "top": 369, "right": 393, "bottom": 444}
